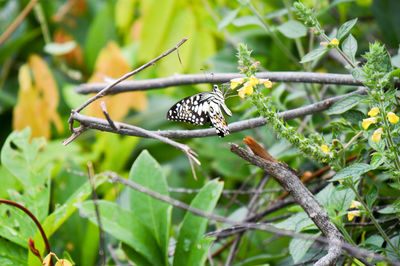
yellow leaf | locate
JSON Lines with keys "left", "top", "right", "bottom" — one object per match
{"left": 87, "top": 41, "right": 147, "bottom": 121}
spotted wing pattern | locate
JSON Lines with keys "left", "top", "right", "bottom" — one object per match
{"left": 166, "top": 85, "right": 231, "bottom": 137}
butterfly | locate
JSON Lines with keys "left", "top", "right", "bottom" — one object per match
{"left": 166, "top": 85, "right": 232, "bottom": 137}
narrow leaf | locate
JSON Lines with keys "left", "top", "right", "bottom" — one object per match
{"left": 277, "top": 20, "right": 307, "bottom": 39}
{"left": 366, "top": 185, "right": 378, "bottom": 208}
{"left": 173, "top": 180, "right": 224, "bottom": 266}
{"left": 330, "top": 163, "right": 372, "bottom": 182}
{"left": 300, "top": 46, "right": 328, "bottom": 63}
{"left": 342, "top": 34, "right": 357, "bottom": 63}
{"left": 218, "top": 8, "right": 241, "bottom": 30}
{"left": 326, "top": 94, "right": 366, "bottom": 115}
{"left": 337, "top": 18, "right": 358, "bottom": 40}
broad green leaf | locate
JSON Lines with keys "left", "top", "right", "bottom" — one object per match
{"left": 342, "top": 34, "right": 357, "bottom": 63}
{"left": 326, "top": 94, "right": 366, "bottom": 115}
{"left": 0, "top": 237, "right": 26, "bottom": 266}
{"left": 378, "top": 205, "right": 399, "bottom": 214}
{"left": 300, "top": 46, "right": 328, "bottom": 63}
{"left": 115, "top": 0, "right": 136, "bottom": 33}
{"left": 80, "top": 200, "right": 163, "bottom": 266}
{"left": 330, "top": 186, "right": 355, "bottom": 214}
{"left": 139, "top": 0, "right": 176, "bottom": 62}
{"left": 44, "top": 41, "right": 76, "bottom": 56}
{"left": 28, "top": 175, "right": 107, "bottom": 265}
{"left": 85, "top": 1, "right": 117, "bottom": 71}
{"left": 218, "top": 8, "right": 241, "bottom": 30}
{"left": 239, "top": 253, "right": 287, "bottom": 266}
{"left": 337, "top": 18, "right": 358, "bottom": 41}
{"left": 128, "top": 150, "right": 171, "bottom": 265}
{"left": 368, "top": 135, "right": 385, "bottom": 153}
{"left": 361, "top": 234, "right": 384, "bottom": 249}
{"left": 122, "top": 243, "right": 153, "bottom": 266}
{"left": 232, "top": 15, "right": 264, "bottom": 27}
{"left": 289, "top": 233, "right": 320, "bottom": 263}
{"left": 277, "top": 20, "right": 307, "bottom": 39}
{"left": 366, "top": 185, "right": 378, "bottom": 209}
{"left": 173, "top": 179, "right": 224, "bottom": 266}
{"left": 275, "top": 212, "right": 315, "bottom": 232}
{"left": 330, "top": 163, "right": 372, "bottom": 182}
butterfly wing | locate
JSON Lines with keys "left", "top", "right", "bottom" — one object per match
{"left": 208, "top": 101, "right": 230, "bottom": 137}
{"left": 166, "top": 92, "right": 210, "bottom": 125}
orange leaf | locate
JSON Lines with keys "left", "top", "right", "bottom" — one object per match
{"left": 86, "top": 41, "right": 147, "bottom": 121}
{"left": 13, "top": 55, "right": 63, "bottom": 139}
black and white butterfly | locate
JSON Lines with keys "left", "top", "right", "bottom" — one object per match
{"left": 167, "top": 85, "right": 232, "bottom": 137}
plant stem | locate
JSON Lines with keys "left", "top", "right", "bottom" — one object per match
{"left": 347, "top": 182, "right": 400, "bottom": 256}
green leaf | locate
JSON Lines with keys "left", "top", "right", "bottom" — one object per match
{"left": 277, "top": 20, "right": 307, "bottom": 39}
{"left": 275, "top": 212, "right": 315, "bottom": 232}
{"left": 326, "top": 94, "right": 366, "bottom": 115}
{"left": 232, "top": 15, "right": 264, "bottom": 28}
{"left": 300, "top": 46, "right": 328, "bottom": 63}
{"left": 378, "top": 205, "right": 399, "bottom": 214}
{"left": 218, "top": 8, "right": 241, "bottom": 30}
{"left": 85, "top": 1, "right": 117, "bottom": 71}
{"left": 337, "top": 18, "right": 358, "bottom": 41}
{"left": 187, "top": 237, "right": 216, "bottom": 266}
{"left": 361, "top": 234, "right": 384, "bottom": 249}
{"left": 370, "top": 153, "right": 385, "bottom": 169}
{"left": 173, "top": 179, "right": 224, "bottom": 266}
{"left": 128, "top": 150, "right": 171, "bottom": 265}
{"left": 289, "top": 233, "right": 320, "bottom": 263}
{"left": 366, "top": 185, "right": 378, "bottom": 208}
{"left": 80, "top": 200, "right": 163, "bottom": 265}
{"left": 368, "top": 136, "right": 385, "bottom": 153}
{"left": 342, "top": 34, "right": 357, "bottom": 63}
{"left": 0, "top": 237, "right": 26, "bottom": 265}
{"left": 44, "top": 41, "right": 76, "bottom": 56}
{"left": 138, "top": 0, "right": 176, "bottom": 62}
{"left": 342, "top": 110, "right": 364, "bottom": 125}
{"left": 330, "top": 163, "right": 372, "bottom": 182}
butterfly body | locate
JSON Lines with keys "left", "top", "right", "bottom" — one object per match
{"left": 167, "top": 85, "right": 232, "bottom": 137}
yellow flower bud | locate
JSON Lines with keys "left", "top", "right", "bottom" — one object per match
{"left": 249, "top": 76, "right": 259, "bottom": 86}
{"left": 321, "top": 145, "right": 330, "bottom": 153}
{"left": 368, "top": 107, "right": 379, "bottom": 117}
{"left": 362, "top": 117, "right": 377, "bottom": 130}
{"left": 347, "top": 210, "right": 360, "bottom": 221}
{"left": 330, "top": 38, "right": 339, "bottom": 46}
{"left": 230, "top": 78, "right": 245, "bottom": 90}
{"left": 259, "top": 78, "right": 273, "bottom": 88}
{"left": 372, "top": 128, "right": 383, "bottom": 142}
{"left": 387, "top": 112, "right": 399, "bottom": 124}
{"left": 350, "top": 200, "right": 361, "bottom": 209}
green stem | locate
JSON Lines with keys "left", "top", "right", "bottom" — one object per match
{"left": 338, "top": 130, "right": 363, "bottom": 156}
{"left": 348, "top": 182, "right": 400, "bottom": 256}
{"left": 247, "top": 1, "right": 301, "bottom": 67}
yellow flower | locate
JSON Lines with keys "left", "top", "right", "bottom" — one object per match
{"left": 330, "top": 38, "right": 339, "bottom": 46}
{"left": 259, "top": 78, "right": 273, "bottom": 88}
{"left": 249, "top": 76, "right": 259, "bottom": 86}
{"left": 347, "top": 210, "right": 361, "bottom": 221}
{"left": 350, "top": 200, "right": 361, "bottom": 209}
{"left": 387, "top": 112, "right": 399, "bottom": 124}
{"left": 321, "top": 145, "right": 330, "bottom": 153}
{"left": 368, "top": 107, "right": 380, "bottom": 117}
{"left": 362, "top": 117, "right": 377, "bottom": 130}
{"left": 372, "top": 128, "right": 383, "bottom": 142}
{"left": 238, "top": 83, "right": 254, "bottom": 98}
{"left": 230, "top": 78, "right": 245, "bottom": 90}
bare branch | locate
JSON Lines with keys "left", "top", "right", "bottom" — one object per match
{"left": 230, "top": 143, "right": 344, "bottom": 266}
{"left": 67, "top": 87, "right": 367, "bottom": 139}
{"left": 100, "top": 101, "right": 119, "bottom": 130}
{"left": 75, "top": 72, "right": 365, "bottom": 94}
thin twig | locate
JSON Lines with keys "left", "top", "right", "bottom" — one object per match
{"left": 107, "top": 244, "right": 123, "bottom": 266}
{"left": 72, "top": 37, "right": 188, "bottom": 113}
{"left": 74, "top": 72, "right": 367, "bottom": 94}
{"left": 168, "top": 187, "right": 282, "bottom": 194}
{"left": 87, "top": 162, "right": 106, "bottom": 266}
{"left": 0, "top": 0, "right": 40, "bottom": 45}
{"left": 100, "top": 101, "right": 119, "bottom": 130}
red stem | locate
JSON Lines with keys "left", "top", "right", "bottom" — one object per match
{"left": 0, "top": 199, "right": 51, "bottom": 254}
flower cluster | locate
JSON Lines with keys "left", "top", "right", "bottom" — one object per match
{"left": 362, "top": 107, "right": 399, "bottom": 143}
{"left": 230, "top": 76, "right": 272, "bottom": 98}
{"left": 347, "top": 200, "right": 362, "bottom": 221}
